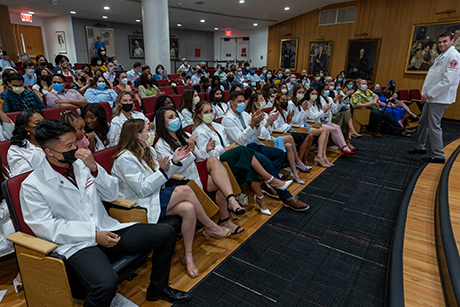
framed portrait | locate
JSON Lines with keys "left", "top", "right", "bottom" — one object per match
{"left": 308, "top": 41, "right": 332, "bottom": 74}
{"left": 345, "top": 38, "right": 382, "bottom": 82}
{"left": 280, "top": 38, "right": 298, "bottom": 71}
{"left": 128, "top": 36, "right": 145, "bottom": 59}
{"left": 405, "top": 21, "right": 460, "bottom": 74}
{"left": 170, "top": 38, "right": 180, "bottom": 60}
{"left": 56, "top": 31, "right": 67, "bottom": 54}
{"left": 85, "top": 26, "right": 115, "bottom": 61}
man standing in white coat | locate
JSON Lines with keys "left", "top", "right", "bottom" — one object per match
{"left": 408, "top": 32, "right": 460, "bottom": 163}
{"left": 20, "top": 119, "right": 191, "bottom": 305}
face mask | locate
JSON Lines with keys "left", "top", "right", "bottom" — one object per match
{"left": 347, "top": 85, "right": 353, "bottom": 89}
{"left": 217, "top": 67, "right": 221, "bottom": 71}
{"left": 250, "top": 69, "right": 255, "bottom": 74}
{"left": 39, "top": 62, "right": 47, "bottom": 67}
{"left": 236, "top": 102, "right": 246, "bottom": 113}
{"left": 97, "top": 82, "right": 106, "bottom": 90}
{"left": 97, "top": 61, "right": 102, "bottom": 66}
{"left": 181, "top": 72, "right": 186, "bottom": 77}
{"left": 238, "top": 71, "right": 243, "bottom": 76}
{"left": 42, "top": 75, "right": 52, "bottom": 82}
{"left": 121, "top": 103, "right": 133, "bottom": 112}
{"left": 140, "top": 132, "right": 155, "bottom": 147}
{"left": 323, "top": 90, "right": 330, "bottom": 97}
{"left": 336, "top": 86, "right": 341, "bottom": 91}
{"left": 100, "top": 51, "right": 106, "bottom": 56}
{"left": 121, "top": 78, "right": 128, "bottom": 85}
{"left": 12, "top": 87, "right": 25, "bottom": 95}
{"left": 79, "top": 76, "right": 86, "bottom": 83}
{"left": 214, "top": 97, "right": 223, "bottom": 103}
{"left": 320, "top": 73, "right": 324, "bottom": 77}
{"left": 197, "top": 69, "right": 203, "bottom": 74}
{"left": 258, "top": 101, "right": 266, "bottom": 110}
{"left": 263, "top": 69, "right": 267, "bottom": 74}
{"left": 113, "top": 60, "right": 119, "bottom": 65}
{"left": 373, "top": 88, "right": 381, "bottom": 94}
{"left": 202, "top": 65, "right": 206, "bottom": 69}
{"left": 157, "top": 69, "right": 163, "bottom": 74}
{"left": 27, "top": 69, "right": 35, "bottom": 74}
{"left": 278, "top": 74, "right": 283, "bottom": 78}
{"left": 338, "top": 78, "right": 343, "bottom": 82}
{"left": 285, "top": 72, "right": 290, "bottom": 76}
{"left": 360, "top": 85, "right": 368, "bottom": 91}
{"left": 228, "top": 77, "right": 234, "bottom": 82}
{"left": 281, "top": 89, "right": 287, "bottom": 94}
{"left": 53, "top": 84, "right": 64, "bottom": 92}
{"left": 202, "top": 113, "right": 215, "bottom": 124}
{"left": 193, "top": 96, "right": 200, "bottom": 105}
{"left": 148, "top": 78, "right": 154, "bottom": 85}
{"left": 108, "top": 67, "right": 113, "bottom": 72}
{"left": 296, "top": 93, "right": 304, "bottom": 100}
{"left": 302, "top": 80, "right": 307, "bottom": 84}
{"left": 267, "top": 74, "right": 272, "bottom": 79}
{"left": 167, "top": 118, "right": 181, "bottom": 132}
{"left": 55, "top": 148, "right": 78, "bottom": 164}
{"left": 310, "top": 94, "right": 318, "bottom": 100}
{"left": 280, "top": 101, "right": 288, "bottom": 109}
{"left": 315, "top": 77, "right": 320, "bottom": 81}
{"left": 184, "top": 61, "right": 188, "bottom": 65}
{"left": 291, "top": 78, "right": 296, "bottom": 83}
{"left": 246, "top": 67, "right": 250, "bottom": 71}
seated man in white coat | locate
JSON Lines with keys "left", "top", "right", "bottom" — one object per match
{"left": 20, "top": 119, "right": 190, "bottom": 306}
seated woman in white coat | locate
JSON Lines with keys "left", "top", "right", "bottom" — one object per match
{"left": 81, "top": 103, "right": 119, "bottom": 152}
{"left": 111, "top": 91, "right": 153, "bottom": 133}
{"left": 7, "top": 110, "right": 45, "bottom": 176}
{"left": 209, "top": 87, "right": 229, "bottom": 119}
{"left": 112, "top": 119, "right": 230, "bottom": 279}
{"left": 178, "top": 88, "right": 199, "bottom": 128}
{"left": 155, "top": 106, "right": 247, "bottom": 233}
{"left": 192, "top": 101, "right": 293, "bottom": 216}
{"left": 306, "top": 85, "right": 356, "bottom": 156}
{"left": 0, "top": 107, "right": 14, "bottom": 142}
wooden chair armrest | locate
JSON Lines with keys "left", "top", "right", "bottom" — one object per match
{"left": 256, "top": 136, "right": 267, "bottom": 141}
{"left": 107, "top": 197, "right": 136, "bottom": 209}
{"left": 222, "top": 162, "right": 241, "bottom": 195}
{"left": 292, "top": 127, "right": 310, "bottom": 133}
{"left": 411, "top": 99, "right": 422, "bottom": 103}
{"left": 310, "top": 122, "right": 322, "bottom": 128}
{"left": 272, "top": 129, "right": 285, "bottom": 134}
{"left": 261, "top": 139, "right": 275, "bottom": 147}
{"left": 7, "top": 232, "right": 57, "bottom": 255}
{"left": 292, "top": 124, "right": 301, "bottom": 128}
{"left": 306, "top": 120, "right": 316, "bottom": 124}
{"left": 172, "top": 173, "right": 186, "bottom": 180}
{"left": 109, "top": 207, "right": 148, "bottom": 223}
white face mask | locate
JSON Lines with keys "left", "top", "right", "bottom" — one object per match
{"left": 258, "top": 101, "right": 266, "bottom": 110}
{"left": 281, "top": 89, "right": 288, "bottom": 94}
{"left": 310, "top": 94, "right": 318, "bottom": 100}
{"left": 202, "top": 113, "right": 215, "bottom": 124}
{"left": 360, "top": 84, "right": 368, "bottom": 91}
{"left": 121, "top": 78, "right": 128, "bottom": 85}
{"left": 296, "top": 93, "right": 305, "bottom": 100}
{"left": 12, "top": 87, "right": 25, "bottom": 95}
{"left": 193, "top": 96, "right": 200, "bottom": 105}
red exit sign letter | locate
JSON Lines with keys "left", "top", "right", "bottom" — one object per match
{"left": 20, "top": 13, "right": 33, "bottom": 22}
{"left": 225, "top": 31, "right": 232, "bottom": 37}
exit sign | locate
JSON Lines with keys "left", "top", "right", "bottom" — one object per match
{"left": 225, "top": 31, "right": 232, "bottom": 37}
{"left": 20, "top": 13, "right": 33, "bottom": 22}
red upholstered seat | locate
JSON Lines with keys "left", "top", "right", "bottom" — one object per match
{"left": 93, "top": 147, "right": 118, "bottom": 175}
{"left": 6, "top": 112, "right": 19, "bottom": 123}
{"left": 398, "top": 90, "right": 410, "bottom": 102}
{"left": 176, "top": 85, "right": 190, "bottom": 94}
{"left": 43, "top": 106, "right": 78, "bottom": 120}
{"left": 171, "top": 95, "right": 182, "bottom": 109}
{"left": 157, "top": 80, "right": 169, "bottom": 87}
{"left": 162, "top": 87, "right": 175, "bottom": 95}
{"left": 0, "top": 140, "right": 11, "bottom": 168}
{"left": 410, "top": 89, "right": 422, "bottom": 100}
{"left": 223, "top": 91, "right": 230, "bottom": 102}
{"left": 98, "top": 102, "right": 113, "bottom": 122}
{"left": 142, "top": 96, "right": 158, "bottom": 114}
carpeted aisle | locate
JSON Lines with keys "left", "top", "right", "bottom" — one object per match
{"left": 177, "top": 120, "right": 460, "bottom": 307}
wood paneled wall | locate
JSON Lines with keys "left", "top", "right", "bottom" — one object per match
{"left": 267, "top": 0, "right": 460, "bottom": 119}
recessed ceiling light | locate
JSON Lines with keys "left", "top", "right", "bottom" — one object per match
{"left": 28, "top": 11, "right": 34, "bottom": 14}
{"left": 102, "top": 16, "right": 108, "bottom": 19}
{"left": 104, "top": 6, "right": 110, "bottom": 10}
{"left": 200, "top": 19, "right": 205, "bottom": 23}
{"left": 214, "top": 27, "right": 218, "bottom": 30}
{"left": 284, "top": 6, "right": 290, "bottom": 10}
{"left": 136, "top": 19, "right": 141, "bottom": 22}
{"left": 239, "top": 0, "right": 245, "bottom": 3}
{"left": 70, "top": 11, "right": 76, "bottom": 14}
{"left": 253, "top": 23, "right": 258, "bottom": 26}
{"left": 177, "top": 23, "right": 182, "bottom": 27}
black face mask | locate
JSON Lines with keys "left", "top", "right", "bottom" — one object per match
{"left": 214, "top": 97, "right": 222, "bottom": 104}
{"left": 54, "top": 148, "right": 78, "bottom": 164}
{"left": 121, "top": 103, "right": 134, "bottom": 112}
{"left": 197, "top": 69, "right": 203, "bottom": 74}
{"left": 79, "top": 77, "right": 86, "bottom": 84}
{"left": 41, "top": 75, "right": 52, "bottom": 82}
{"left": 227, "top": 77, "right": 234, "bottom": 82}
{"left": 148, "top": 79, "right": 154, "bottom": 85}
{"left": 39, "top": 61, "right": 47, "bottom": 67}
{"left": 280, "top": 101, "right": 288, "bottom": 109}
{"left": 181, "top": 72, "right": 186, "bottom": 77}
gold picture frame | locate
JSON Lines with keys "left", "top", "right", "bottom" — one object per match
{"left": 404, "top": 21, "right": 460, "bottom": 74}
{"left": 344, "top": 38, "right": 382, "bottom": 82}
{"left": 308, "top": 41, "right": 333, "bottom": 75}
{"left": 280, "top": 38, "right": 299, "bottom": 71}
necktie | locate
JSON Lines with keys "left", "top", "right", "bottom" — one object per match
{"left": 238, "top": 115, "right": 246, "bottom": 129}
{"left": 65, "top": 168, "right": 78, "bottom": 188}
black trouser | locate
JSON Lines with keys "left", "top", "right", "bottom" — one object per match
{"left": 370, "top": 108, "right": 405, "bottom": 134}
{"left": 66, "top": 224, "right": 177, "bottom": 307}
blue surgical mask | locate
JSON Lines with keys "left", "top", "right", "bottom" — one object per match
{"left": 167, "top": 118, "right": 181, "bottom": 132}
{"left": 53, "top": 84, "right": 63, "bottom": 92}
{"left": 263, "top": 69, "right": 267, "bottom": 74}
{"left": 157, "top": 69, "right": 163, "bottom": 74}
{"left": 236, "top": 102, "right": 246, "bottom": 113}
{"left": 323, "top": 90, "right": 330, "bottom": 97}
{"left": 27, "top": 69, "right": 35, "bottom": 74}
{"left": 238, "top": 71, "right": 243, "bottom": 76}
{"left": 347, "top": 85, "right": 353, "bottom": 89}
{"left": 291, "top": 78, "right": 296, "bottom": 83}
{"left": 278, "top": 73, "right": 283, "bottom": 78}
{"left": 302, "top": 80, "right": 307, "bottom": 84}
{"left": 267, "top": 74, "right": 272, "bottom": 79}
{"left": 338, "top": 78, "right": 343, "bottom": 82}
{"left": 336, "top": 86, "right": 341, "bottom": 90}
{"left": 97, "top": 82, "right": 106, "bottom": 90}
{"left": 250, "top": 69, "right": 255, "bottom": 74}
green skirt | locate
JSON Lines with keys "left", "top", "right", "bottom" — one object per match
{"left": 219, "top": 146, "right": 258, "bottom": 183}
{"left": 332, "top": 109, "right": 351, "bottom": 133}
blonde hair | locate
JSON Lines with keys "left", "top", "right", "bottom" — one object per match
{"left": 112, "top": 91, "right": 138, "bottom": 117}
{"left": 192, "top": 100, "right": 212, "bottom": 130}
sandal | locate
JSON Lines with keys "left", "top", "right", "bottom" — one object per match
{"left": 181, "top": 251, "right": 199, "bottom": 279}
{"left": 218, "top": 217, "right": 244, "bottom": 235}
{"left": 203, "top": 223, "right": 231, "bottom": 240}
{"left": 226, "top": 194, "right": 246, "bottom": 220}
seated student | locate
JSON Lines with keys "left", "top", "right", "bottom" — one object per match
{"left": 175, "top": 67, "right": 191, "bottom": 86}
{"left": 112, "top": 119, "right": 230, "bottom": 279}
{"left": 272, "top": 69, "right": 285, "bottom": 88}
{"left": 57, "top": 58, "right": 76, "bottom": 82}
{"left": 209, "top": 87, "right": 228, "bottom": 119}
{"left": 0, "top": 105, "right": 14, "bottom": 141}
{"left": 32, "top": 67, "right": 53, "bottom": 100}
{"left": 193, "top": 101, "right": 292, "bottom": 216}
{"left": 84, "top": 75, "right": 117, "bottom": 107}
{"left": 155, "top": 106, "right": 248, "bottom": 221}
{"left": 0, "top": 73, "right": 46, "bottom": 113}
{"left": 20, "top": 119, "right": 190, "bottom": 305}
{"left": 46, "top": 74, "right": 88, "bottom": 108}
{"left": 126, "top": 62, "right": 142, "bottom": 84}
{"left": 111, "top": 91, "right": 152, "bottom": 133}
{"left": 8, "top": 110, "right": 45, "bottom": 176}
{"left": 222, "top": 91, "right": 309, "bottom": 211}
{"left": 153, "top": 64, "right": 169, "bottom": 81}
{"left": 214, "top": 64, "right": 227, "bottom": 83}
{"left": 277, "top": 83, "right": 290, "bottom": 99}
{"left": 350, "top": 79, "right": 414, "bottom": 138}
{"left": 72, "top": 70, "right": 91, "bottom": 92}
{"left": 0, "top": 67, "right": 17, "bottom": 93}
{"left": 332, "top": 80, "right": 362, "bottom": 139}
{"left": 22, "top": 61, "right": 37, "bottom": 86}
{"left": 246, "top": 65, "right": 261, "bottom": 87}
{"left": 61, "top": 110, "right": 95, "bottom": 152}
{"left": 102, "top": 62, "right": 116, "bottom": 84}
{"left": 299, "top": 74, "right": 311, "bottom": 89}
{"left": 81, "top": 103, "right": 119, "bottom": 152}
{"left": 138, "top": 71, "right": 164, "bottom": 99}
{"left": 260, "top": 70, "right": 273, "bottom": 87}
{"left": 192, "top": 76, "right": 209, "bottom": 94}
{"left": 207, "top": 75, "right": 225, "bottom": 93}
{"left": 260, "top": 83, "right": 276, "bottom": 109}
{"left": 113, "top": 71, "right": 141, "bottom": 107}
{"left": 179, "top": 88, "right": 199, "bottom": 128}
{"left": 310, "top": 72, "right": 324, "bottom": 88}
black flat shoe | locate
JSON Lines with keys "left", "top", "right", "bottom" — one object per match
{"left": 146, "top": 286, "right": 191, "bottom": 303}
{"left": 407, "top": 149, "right": 426, "bottom": 155}
{"left": 421, "top": 157, "right": 445, "bottom": 164}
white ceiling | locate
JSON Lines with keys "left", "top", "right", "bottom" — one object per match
{"left": 2, "top": 0, "right": 351, "bottom": 31}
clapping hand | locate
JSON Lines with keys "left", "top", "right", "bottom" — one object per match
{"left": 206, "top": 138, "right": 216, "bottom": 152}
{"left": 286, "top": 110, "right": 295, "bottom": 124}
{"left": 173, "top": 146, "right": 191, "bottom": 163}
{"left": 267, "top": 112, "right": 279, "bottom": 125}
{"left": 158, "top": 157, "right": 170, "bottom": 172}
{"left": 187, "top": 135, "right": 197, "bottom": 151}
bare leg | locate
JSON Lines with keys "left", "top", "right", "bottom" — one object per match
{"left": 395, "top": 101, "right": 417, "bottom": 117}
{"left": 250, "top": 155, "right": 289, "bottom": 188}
{"left": 284, "top": 142, "right": 301, "bottom": 181}
{"left": 308, "top": 127, "right": 331, "bottom": 164}
{"left": 348, "top": 117, "right": 361, "bottom": 137}
{"left": 250, "top": 182, "right": 268, "bottom": 210}
{"left": 214, "top": 188, "right": 244, "bottom": 234}
{"left": 282, "top": 135, "right": 308, "bottom": 168}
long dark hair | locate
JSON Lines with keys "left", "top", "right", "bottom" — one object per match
{"left": 11, "top": 110, "right": 40, "bottom": 148}
{"left": 155, "top": 106, "right": 189, "bottom": 152}
{"left": 81, "top": 104, "right": 110, "bottom": 146}
{"left": 112, "top": 70, "right": 126, "bottom": 87}
{"left": 35, "top": 68, "right": 52, "bottom": 95}
{"left": 179, "top": 88, "right": 195, "bottom": 112}
{"left": 0, "top": 154, "right": 8, "bottom": 201}
{"left": 314, "top": 85, "right": 324, "bottom": 110}
{"left": 209, "top": 87, "right": 223, "bottom": 104}
{"left": 154, "top": 95, "right": 175, "bottom": 114}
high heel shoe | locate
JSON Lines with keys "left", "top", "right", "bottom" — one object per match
{"left": 296, "top": 164, "right": 311, "bottom": 173}
{"left": 265, "top": 176, "right": 292, "bottom": 191}
{"left": 290, "top": 171, "right": 305, "bottom": 184}
{"left": 341, "top": 145, "right": 356, "bottom": 156}
{"left": 181, "top": 251, "right": 199, "bottom": 279}
{"left": 226, "top": 194, "right": 245, "bottom": 220}
{"left": 13, "top": 278, "right": 22, "bottom": 293}
{"left": 203, "top": 223, "right": 231, "bottom": 240}
{"left": 314, "top": 157, "right": 331, "bottom": 168}
{"left": 254, "top": 194, "right": 271, "bottom": 215}
{"left": 350, "top": 131, "right": 362, "bottom": 138}
{"left": 218, "top": 217, "right": 244, "bottom": 235}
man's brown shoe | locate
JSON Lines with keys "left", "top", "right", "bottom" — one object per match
{"left": 283, "top": 196, "right": 310, "bottom": 211}
{"left": 372, "top": 132, "right": 382, "bottom": 138}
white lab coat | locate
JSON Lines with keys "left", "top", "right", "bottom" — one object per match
{"left": 212, "top": 102, "right": 229, "bottom": 119}
{"left": 180, "top": 108, "right": 194, "bottom": 128}
{"left": 422, "top": 46, "right": 460, "bottom": 104}
{"left": 192, "top": 122, "right": 230, "bottom": 159}
{"left": 268, "top": 105, "right": 294, "bottom": 133}
{"left": 0, "top": 169, "right": 14, "bottom": 257}
{"left": 0, "top": 121, "right": 14, "bottom": 142}
{"left": 111, "top": 148, "right": 181, "bottom": 223}
{"left": 221, "top": 109, "right": 269, "bottom": 146}
{"left": 94, "top": 124, "right": 119, "bottom": 152}
{"left": 111, "top": 112, "right": 150, "bottom": 133}
{"left": 307, "top": 96, "right": 341, "bottom": 123}
{"left": 7, "top": 140, "right": 46, "bottom": 176}
{"left": 155, "top": 136, "right": 203, "bottom": 188}
{"left": 20, "top": 159, "right": 135, "bottom": 259}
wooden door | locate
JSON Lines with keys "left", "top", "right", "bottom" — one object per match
{"left": 12, "top": 24, "right": 45, "bottom": 61}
